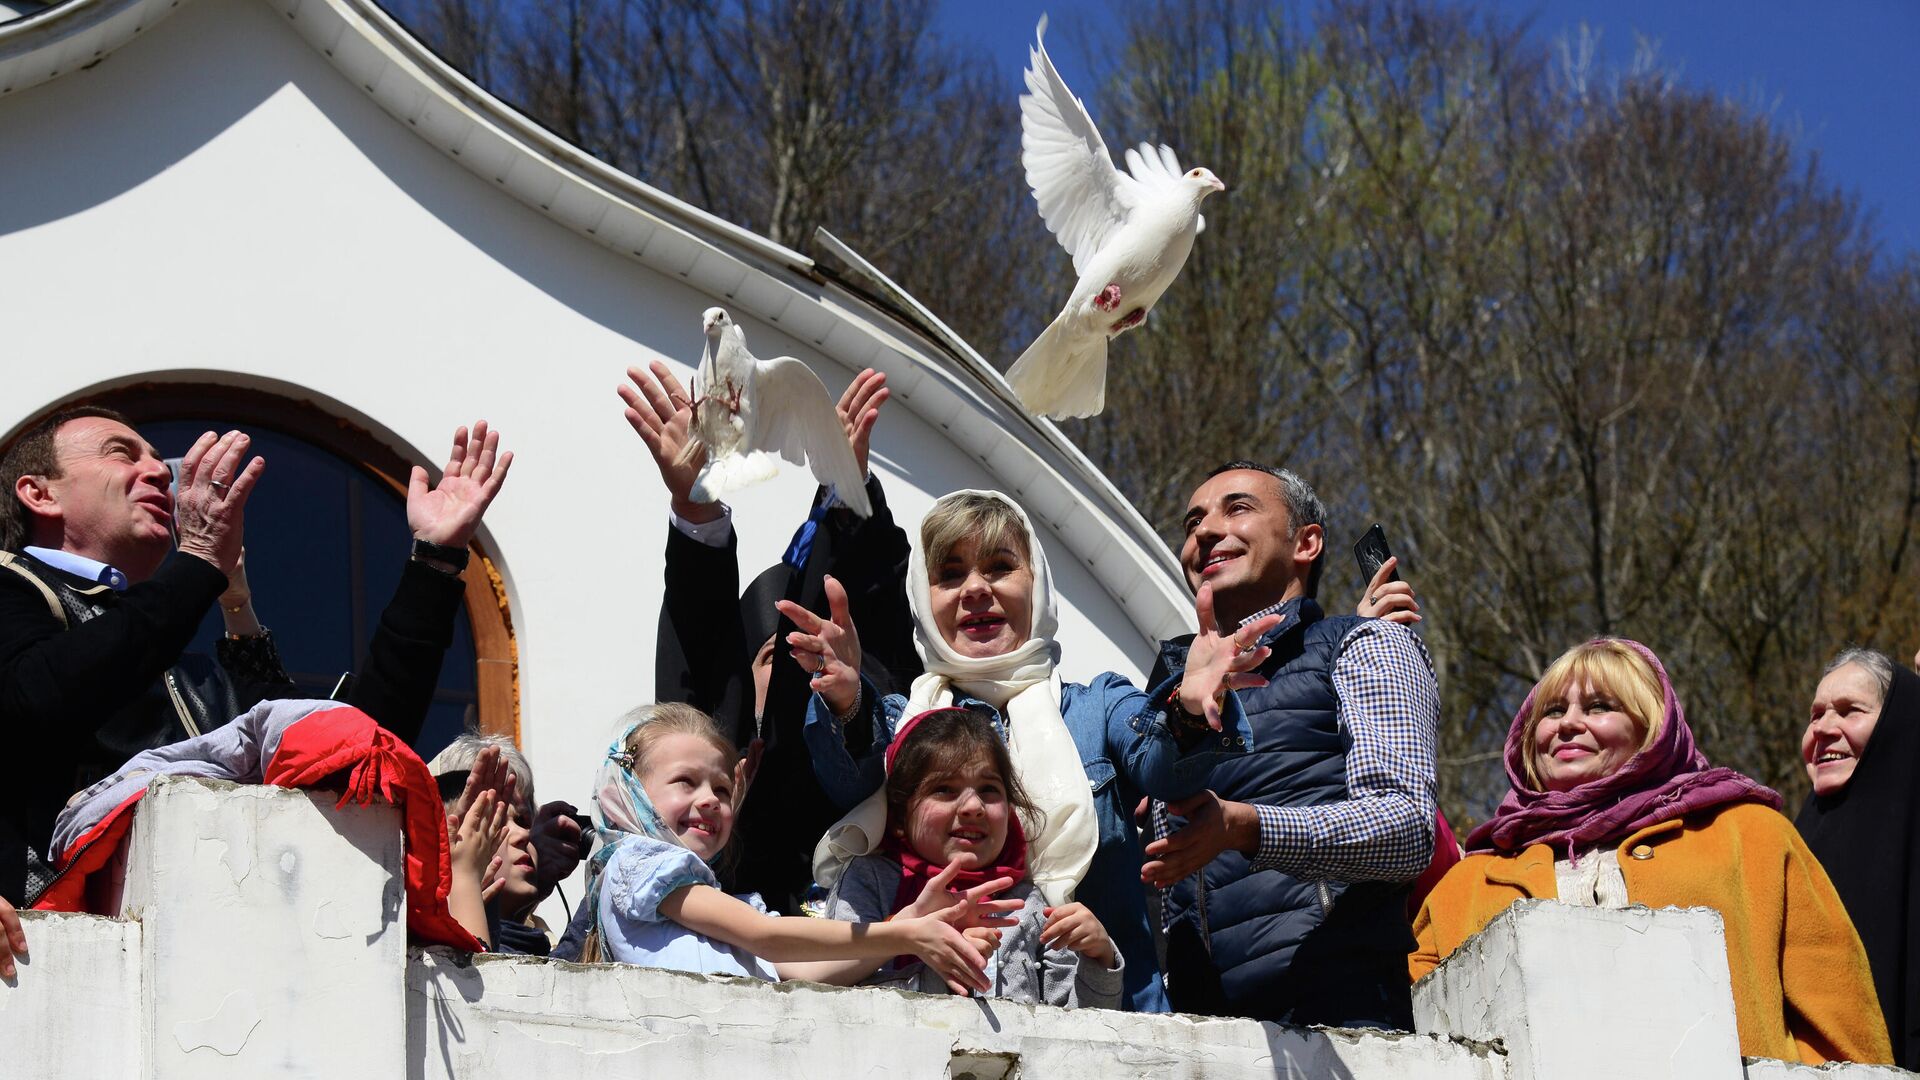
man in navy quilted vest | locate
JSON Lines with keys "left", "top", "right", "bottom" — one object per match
{"left": 1138, "top": 461, "right": 1439, "bottom": 1028}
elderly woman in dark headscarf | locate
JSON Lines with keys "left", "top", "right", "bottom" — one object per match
{"left": 1797, "top": 648, "right": 1920, "bottom": 1070}
{"left": 1412, "top": 638, "right": 1891, "bottom": 1066}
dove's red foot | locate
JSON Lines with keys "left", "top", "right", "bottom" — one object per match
{"left": 1110, "top": 307, "right": 1147, "bottom": 334}
{"left": 1093, "top": 283, "right": 1124, "bottom": 312}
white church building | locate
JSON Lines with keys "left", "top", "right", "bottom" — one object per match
{"left": 0, "top": 0, "right": 1197, "bottom": 816}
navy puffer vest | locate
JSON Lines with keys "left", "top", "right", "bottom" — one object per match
{"left": 1154, "top": 598, "right": 1414, "bottom": 1027}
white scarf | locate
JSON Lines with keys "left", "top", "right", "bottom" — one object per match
{"left": 813, "top": 490, "right": 1098, "bottom": 905}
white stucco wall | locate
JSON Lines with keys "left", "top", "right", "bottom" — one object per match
{"left": 0, "top": 0, "right": 1190, "bottom": 880}
{"left": 4, "top": 782, "right": 1910, "bottom": 1080}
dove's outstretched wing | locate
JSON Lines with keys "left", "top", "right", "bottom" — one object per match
{"left": 1020, "top": 17, "right": 1142, "bottom": 276}
{"left": 745, "top": 357, "right": 873, "bottom": 517}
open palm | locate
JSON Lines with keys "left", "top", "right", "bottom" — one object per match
{"left": 409, "top": 421, "right": 513, "bottom": 548}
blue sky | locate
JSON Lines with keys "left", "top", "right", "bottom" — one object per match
{"left": 936, "top": 1, "right": 1920, "bottom": 258}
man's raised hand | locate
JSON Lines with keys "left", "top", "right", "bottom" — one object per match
{"left": 836, "top": 368, "right": 889, "bottom": 479}
{"left": 1176, "top": 583, "right": 1280, "bottom": 730}
{"left": 174, "top": 429, "right": 265, "bottom": 576}
{"left": 1356, "top": 556, "right": 1421, "bottom": 625}
{"left": 408, "top": 422, "right": 512, "bottom": 551}
{"left": 619, "top": 362, "right": 718, "bottom": 523}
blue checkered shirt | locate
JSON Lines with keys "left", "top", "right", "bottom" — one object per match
{"left": 1152, "top": 614, "right": 1439, "bottom": 885}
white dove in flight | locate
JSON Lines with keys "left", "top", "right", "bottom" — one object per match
{"left": 1005, "top": 16, "right": 1225, "bottom": 419}
{"left": 681, "top": 307, "right": 872, "bottom": 517}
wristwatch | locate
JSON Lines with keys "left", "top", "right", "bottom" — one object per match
{"left": 410, "top": 537, "right": 470, "bottom": 573}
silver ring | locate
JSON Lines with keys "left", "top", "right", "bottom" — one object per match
{"left": 1368, "top": 594, "right": 1380, "bottom": 605}
{"left": 210, "top": 480, "right": 230, "bottom": 495}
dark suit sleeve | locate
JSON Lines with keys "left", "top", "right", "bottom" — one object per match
{"left": 655, "top": 523, "right": 754, "bottom": 747}
{"left": 0, "top": 552, "right": 225, "bottom": 748}
{"left": 344, "top": 559, "right": 467, "bottom": 746}
{"left": 827, "top": 476, "right": 920, "bottom": 697}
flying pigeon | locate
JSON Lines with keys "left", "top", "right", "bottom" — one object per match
{"left": 681, "top": 307, "right": 872, "bottom": 517}
{"left": 1005, "top": 16, "right": 1225, "bottom": 419}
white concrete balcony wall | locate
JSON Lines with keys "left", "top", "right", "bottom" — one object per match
{"left": 4, "top": 780, "right": 1916, "bottom": 1079}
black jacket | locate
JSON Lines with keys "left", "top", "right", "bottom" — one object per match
{"left": 0, "top": 549, "right": 467, "bottom": 904}
{"left": 654, "top": 476, "right": 920, "bottom": 911}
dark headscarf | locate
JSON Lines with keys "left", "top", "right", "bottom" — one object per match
{"left": 1467, "top": 638, "right": 1781, "bottom": 859}
{"left": 1797, "top": 663, "right": 1920, "bottom": 1070}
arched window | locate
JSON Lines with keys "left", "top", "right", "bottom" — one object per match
{"left": 16, "top": 382, "right": 519, "bottom": 760}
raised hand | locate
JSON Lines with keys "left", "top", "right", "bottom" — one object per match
{"left": 619, "top": 361, "right": 717, "bottom": 523}
{"left": 408, "top": 421, "right": 512, "bottom": 550}
{"left": 777, "top": 574, "right": 863, "bottom": 714}
{"left": 1356, "top": 556, "right": 1421, "bottom": 625}
{"left": 898, "top": 857, "right": 1022, "bottom": 929}
{"left": 174, "top": 429, "right": 266, "bottom": 576}
{"left": 1176, "top": 582, "right": 1281, "bottom": 729}
{"left": 1040, "top": 902, "right": 1115, "bottom": 968}
{"left": 451, "top": 789, "right": 510, "bottom": 882}
{"left": 835, "top": 368, "right": 890, "bottom": 478}
{"left": 447, "top": 745, "right": 518, "bottom": 834}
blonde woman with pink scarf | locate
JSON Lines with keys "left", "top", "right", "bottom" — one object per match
{"left": 1410, "top": 639, "right": 1890, "bottom": 1065}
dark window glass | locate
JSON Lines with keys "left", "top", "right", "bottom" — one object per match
{"left": 144, "top": 421, "right": 476, "bottom": 761}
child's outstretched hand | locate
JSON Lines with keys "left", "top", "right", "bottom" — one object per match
{"left": 896, "top": 909, "right": 993, "bottom": 995}
{"left": 900, "top": 857, "right": 1022, "bottom": 929}
{"left": 1041, "top": 902, "right": 1117, "bottom": 969}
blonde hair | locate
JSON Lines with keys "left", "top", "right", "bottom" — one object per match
{"left": 616, "top": 702, "right": 737, "bottom": 778}
{"left": 920, "top": 492, "right": 1031, "bottom": 574}
{"left": 1520, "top": 640, "right": 1667, "bottom": 790}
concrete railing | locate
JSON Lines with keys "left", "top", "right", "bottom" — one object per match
{"left": 0, "top": 777, "right": 1910, "bottom": 1079}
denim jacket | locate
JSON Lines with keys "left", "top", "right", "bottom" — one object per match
{"left": 803, "top": 671, "right": 1253, "bottom": 1013}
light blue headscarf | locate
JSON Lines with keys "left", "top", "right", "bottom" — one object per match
{"left": 582, "top": 711, "right": 720, "bottom": 946}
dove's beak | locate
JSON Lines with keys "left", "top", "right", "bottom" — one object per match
{"left": 1210, "top": 177, "right": 1227, "bottom": 194}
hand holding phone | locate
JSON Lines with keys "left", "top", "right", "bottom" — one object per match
{"left": 1354, "top": 524, "right": 1421, "bottom": 626}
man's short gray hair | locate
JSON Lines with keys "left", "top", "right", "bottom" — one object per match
{"left": 427, "top": 733, "right": 535, "bottom": 810}
{"left": 1205, "top": 460, "right": 1328, "bottom": 598}
{"left": 1823, "top": 647, "right": 1896, "bottom": 707}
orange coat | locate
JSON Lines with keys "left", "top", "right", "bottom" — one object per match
{"left": 1409, "top": 802, "right": 1891, "bottom": 1066}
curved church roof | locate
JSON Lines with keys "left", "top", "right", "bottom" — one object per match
{"left": 0, "top": 0, "right": 1194, "bottom": 650}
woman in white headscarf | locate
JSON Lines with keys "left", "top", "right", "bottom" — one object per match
{"left": 782, "top": 490, "right": 1271, "bottom": 1013}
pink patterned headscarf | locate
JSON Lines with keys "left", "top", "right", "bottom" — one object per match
{"left": 1465, "top": 639, "right": 1781, "bottom": 860}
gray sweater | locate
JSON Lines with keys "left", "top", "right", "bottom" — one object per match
{"left": 825, "top": 854, "right": 1124, "bottom": 1010}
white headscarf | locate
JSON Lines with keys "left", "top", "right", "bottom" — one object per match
{"left": 813, "top": 490, "right": 1098, "bottom": 905}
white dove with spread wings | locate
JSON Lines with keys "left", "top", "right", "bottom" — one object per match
{"left": 683, "top": 307, "right": 872, "bottom": 517}
{"left": 1006, "top": 16, "right": 1225, "bottom": 419}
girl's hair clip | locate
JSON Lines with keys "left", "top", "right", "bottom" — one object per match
{"left": 608, "top": 750, "right": 635, "bottom": 769}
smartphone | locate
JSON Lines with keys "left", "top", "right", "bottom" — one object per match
{"left": 1353, "top": 523, "right": 1399, "bottom": 584}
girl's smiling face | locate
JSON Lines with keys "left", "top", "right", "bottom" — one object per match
{"left": 929, "top": 534, "right": 1034, "bottom": 659}
{"left": 904, "top": 756, "right": 1011, "bottom": 867}
{"left": 639, "top": 732, "right": 735, "bottom": 861}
